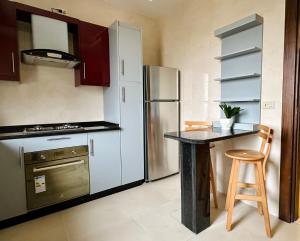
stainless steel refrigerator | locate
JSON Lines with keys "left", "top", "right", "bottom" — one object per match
{"left": 144, "top": 66, "right": 180, "bottom": 181}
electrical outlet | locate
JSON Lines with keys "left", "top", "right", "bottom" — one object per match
{"left": 262, "top": 101, "right": 275, "bottom": 109}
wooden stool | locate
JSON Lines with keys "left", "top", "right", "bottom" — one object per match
{"left": 185, "top": 121, "right": 218, "bottom": 209}
{"left": 225, "top": 125, "right": 273, "bottom": 238}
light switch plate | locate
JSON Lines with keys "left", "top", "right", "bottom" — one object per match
{"left": 262, "top": 101, "right": 275, "bottom": 109}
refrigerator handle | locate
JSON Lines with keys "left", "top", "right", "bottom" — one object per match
{"left": 122, "top": 87, "right": 126, "bottom": 103}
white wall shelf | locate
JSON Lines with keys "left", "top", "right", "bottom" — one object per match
{"left": 215, "top": 47, "right": 261, "bottom": 61}
{"left": 215, "top": 73, "right": 261, "bottom": 82}
{"left": 215, "top": 14, "right": 263, "bottom": 39}
{"left": 214, "top": 99, "right": 260, "bottom": 103}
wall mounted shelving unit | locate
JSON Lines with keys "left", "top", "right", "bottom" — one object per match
{"left": 214, "top": 73, "right": 261, "bottom": 82}
{"left": 214, "top": 14, "right": 263, "bottom": 130}
{"left": 215, "top": 47, "right": 261, "bottom": 60}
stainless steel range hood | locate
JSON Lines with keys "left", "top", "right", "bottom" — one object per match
{"left": 22, "top": 49, "right": 80, "bottom": 68}
{"left": 21, "top": 14, "right": 80, "bottom": 68}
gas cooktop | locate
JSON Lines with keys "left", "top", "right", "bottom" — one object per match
{"left": 24, "top": 124, "right": 84, "bottom": 133}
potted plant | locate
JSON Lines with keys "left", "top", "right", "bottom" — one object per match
{"left": 219, "top": 104, "right": 243, "bottom": 130}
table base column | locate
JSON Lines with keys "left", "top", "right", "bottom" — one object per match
{"left": 180, "top": 142, "right": 210, "bottom": 233}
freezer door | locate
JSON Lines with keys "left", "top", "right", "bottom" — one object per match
{"left": 145, "top": 66, "right": 179, "bottom": 101}
{"left": 146, "top": 101, "right": 179, "bottom": 181}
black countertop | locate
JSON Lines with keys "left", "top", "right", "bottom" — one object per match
{"left": 0, "top": 121, "right": 121, "bottom": 140}
{"left": 165, "top": 127, "right": 258, "bottom": 144}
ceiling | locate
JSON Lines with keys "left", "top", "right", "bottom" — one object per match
{"left": 102, "top": 0, "right": 185, "bottom": 19}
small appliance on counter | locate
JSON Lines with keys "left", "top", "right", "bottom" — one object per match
{"left": 144, "top": 66, "right": 180, "bottom": 181}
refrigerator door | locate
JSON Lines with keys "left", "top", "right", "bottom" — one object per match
{"left": 145, "top": 101, "right": 179, "bottom": 181}
{"left": 145, "top": 66, "right": 179, "bottom": 101}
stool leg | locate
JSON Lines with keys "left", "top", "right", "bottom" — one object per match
{"left": 257, "top": 162, "right": 272, "bottom": 238}
{"left": 210, "top": 159, "right": 218, "bottom": 209}
{"left": 255, "top": 167, "right": 263, "bottom": 215}
{"left": 225, "top": 159, "right": 236, "bottom": 210}
{"left": 226, "top": 159, "right": 240, "bottom": 231}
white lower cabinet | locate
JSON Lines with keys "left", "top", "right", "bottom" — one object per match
{"left": 88, "top": 131, "right": 121, "bottom": 194}
{"left": 0, "top": 139, "right": 27, "bottom": 221}
{"left": 23, "top": 133, "right": 88, "bottom": 152}
{"left": 120, "top": 81, "right": 144, "bottom": 185}
{"left": 0, "top": 130, "right": 123, "bottom": 221}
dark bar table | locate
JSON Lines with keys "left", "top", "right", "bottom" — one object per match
{"left": 164, "top": 128, "right": 258, "bottom": 234}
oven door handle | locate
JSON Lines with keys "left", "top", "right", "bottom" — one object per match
{"left": 33, "top": 160, "right": 85, "bottom": 173}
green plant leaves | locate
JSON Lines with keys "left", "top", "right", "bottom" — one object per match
{"left": 219, "top": 104, "right": 243, "bottom": 119}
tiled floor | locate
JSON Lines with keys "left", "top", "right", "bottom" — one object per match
{"left": 0, "top": 174, "right": 299, "bottom": 241}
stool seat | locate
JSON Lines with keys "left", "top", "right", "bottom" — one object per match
{"left": 225, "top": 149, "right": 265, "bottom": 161}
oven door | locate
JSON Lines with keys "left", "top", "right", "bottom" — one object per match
{"left": 25, "top": 156, "right": 89, "bottom": 210}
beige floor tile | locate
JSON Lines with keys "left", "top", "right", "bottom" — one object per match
{"left": 131, "top": 201, "right": 195, "bottom": 241}
{"left": 1, "top": 174, "right": 300, "bottom": 241}
{"left": 62, "top": 200, "right": 131, "bottom": 241}
{"left": 77, "top": 219, "right": 153, "bottom": 241}
{"left": 0, "top": 212, "right": 67, "bottom": 241}
{"left": 189, "top": 202, "right": 300, "bottom": 241}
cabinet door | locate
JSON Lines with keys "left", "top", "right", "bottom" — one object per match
{"left": 120, "top": 81, "right": 144, "bottom": 184}
{"left": 76, "top": 21, "right": 110, "bottom": 86}
{"left": 88, "top": 131, "right": 121, "bottom": 194}
{"left": 0, "top": 0, "right": 20, "bottom": 81}
{"left": 0, "top": 139, "right": 27, "bottom": 221}
{"left": 23, "top": 134, "right": 87, "bottom": 153}
{"left": 119, "top": 24, "right": 142, "bottom": 83}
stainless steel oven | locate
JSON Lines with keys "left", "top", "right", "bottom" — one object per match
{"left": 24, "top": 146, "right": 89, "bottom": 210}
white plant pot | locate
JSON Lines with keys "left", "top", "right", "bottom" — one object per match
{"left": 220, "top": 117, "right": 234, "bottom": 130}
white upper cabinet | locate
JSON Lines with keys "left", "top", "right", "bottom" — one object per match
{"left": 118, "top": 23, "right": 143, "bottom": 83}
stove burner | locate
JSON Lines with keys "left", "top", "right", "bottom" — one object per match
{"left": 24, "top": 124, "right": 83, "bottom": 133}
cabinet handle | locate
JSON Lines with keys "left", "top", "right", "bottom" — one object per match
{"left": 19, "top": 146, "right": 24, "bottom": 169}
{"left": 83, "top": 62, "right": 86, "bottom": 79}
{"left": 33, "top": 160, "right": 85, "bottom": 172}
{"left": 121, "top": 59, "right": 125, "bottom": 76}
{"left": 90, "top": 139, "right": 94, "bottom": 156}
{"left": 47, "top": 137, "right": 71, "bottom": 141}
{"left": 122, "top": 87, "right": 126, "bottom": 103}
{"left": 12, "top": 52, "right": 15, "bottom": 73}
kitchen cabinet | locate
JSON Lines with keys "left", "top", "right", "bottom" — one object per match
{"left": 0, "top": 139, "right": 27, "bottom": 221}
{"left": 0, "top": 0, "right": 20, "bottom": 81}
{"left": 88, "top": 131, "right": 121, "bottom": 194}
{"left": 120, "top": 81, "right": 144, "bottom": 184}
{"left": 104, "top": 21, "right": 144, "bottom": 185}
{"left": 75, "top": 21, "right": 110, "bottom": 87}
{"left": 119, "top": 24, "right": 143, "bottom": 83}
{"left": 23, "top": 133, "right": 88, "bottom": 153}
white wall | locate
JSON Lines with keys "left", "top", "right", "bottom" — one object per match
{"left": 160, "top": 0, "right": 285, "bottom": 216}
{"left": 0, "top": 0, "right": 161, "bottom": 125}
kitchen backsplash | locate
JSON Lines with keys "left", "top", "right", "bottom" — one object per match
{"left": 0, "top": 22, "right": 103, "bottom": 126}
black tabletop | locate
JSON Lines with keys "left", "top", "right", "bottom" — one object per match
{"left": 164, "top": 128, "right": 258, "bottom": 144}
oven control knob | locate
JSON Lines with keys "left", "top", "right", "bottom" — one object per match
{"left": 40, "top": 154, "right": 46, "bottom": 160}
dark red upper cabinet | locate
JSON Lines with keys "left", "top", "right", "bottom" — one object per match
{"left": 0, "top": 0, "right": 20, "bottom": 81}
{"left": 76, "top": 21, "right": 110, "bottom": 87}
